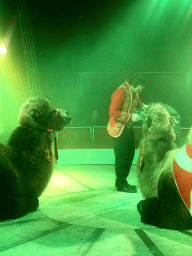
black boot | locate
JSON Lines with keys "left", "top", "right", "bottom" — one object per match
{"left": 116, "top": 183, "right": 137, "bottom": 193}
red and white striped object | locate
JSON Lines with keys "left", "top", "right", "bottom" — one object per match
{"left": 173, "top": 142, "right": 192, "bottom": 216}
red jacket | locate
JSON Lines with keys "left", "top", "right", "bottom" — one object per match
{"left": 107, "top": 80, "right": 144, "bottom": 138}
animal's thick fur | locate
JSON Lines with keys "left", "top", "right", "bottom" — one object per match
{"left": 0, "top": 97, "right": 71, "bottom": 221}
{"left": 160, "top": 103, "right": 188, "bottom": 147}
{"left": 137, "top": 103, "right": 192, "bottom": 229}
{"left": 137, "top": 103, "right": 177, "bottom": 198}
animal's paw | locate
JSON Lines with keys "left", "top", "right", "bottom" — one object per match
{"left": 28, "top": 196, "right": 39, "bottom": 212}
{"left": 137, "top": 200, "right": 144, "bottom": 214}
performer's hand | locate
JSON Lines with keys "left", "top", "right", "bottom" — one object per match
{"left": 141, "top": 105, "right": 149, "bottom": 111}
{"left": 132, "top": 113, "right": 142, "bottom": 122}
{"left": 132, "top": 85, "right": 144, "bottom": 93}
{"left": 170, "top": 116, "right": 177, "bottom": 126}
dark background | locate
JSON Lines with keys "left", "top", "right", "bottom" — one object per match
{"left": 0, "top": 0, "right": 192, "bottom": 143}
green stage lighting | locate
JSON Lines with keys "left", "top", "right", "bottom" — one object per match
{"left": 0, "top": 46, "right": 7, "bottom": 54}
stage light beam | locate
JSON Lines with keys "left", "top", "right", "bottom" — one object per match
{"left": 0, "top": 46, "right": 7, "bottom": 54}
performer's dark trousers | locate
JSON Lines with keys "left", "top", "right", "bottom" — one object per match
{"left": 113, "top": 126, "right": 135, "bottom": 188}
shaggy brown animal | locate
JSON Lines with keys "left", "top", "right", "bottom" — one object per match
{"left": 137, "top": 103, "right": 192, "bottom": 229}
{"left": 0, "top": 97, "right": 72, "bottom": 221}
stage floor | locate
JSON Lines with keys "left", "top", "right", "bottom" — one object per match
{"left": 0, "top": 165, "right": 192, "bottom": 256}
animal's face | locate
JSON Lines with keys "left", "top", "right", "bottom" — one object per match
{"left": 19, "top": 97, "right": 72, "bottom": 131}
{"left": 48, "top": 109, "right": 72, "bottom": 131}
{"left": 142, "top": 103, "right": 176, "bottom": 139}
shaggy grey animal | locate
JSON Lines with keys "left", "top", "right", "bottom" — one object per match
{"left": 160, "top": 103, "right": 188, "bottom": 148}
{"left": 0, "top": 97, "right": 72, "bottom": 220}
{"left": 137, "top": 103, "right": 177, "bottom": 198}
{"left": 137, "top": 103, "right": 192, "bottom": 229}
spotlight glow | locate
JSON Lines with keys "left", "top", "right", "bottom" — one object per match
{"left": 0, "top": 46, "right": 7, "bottom": 54}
